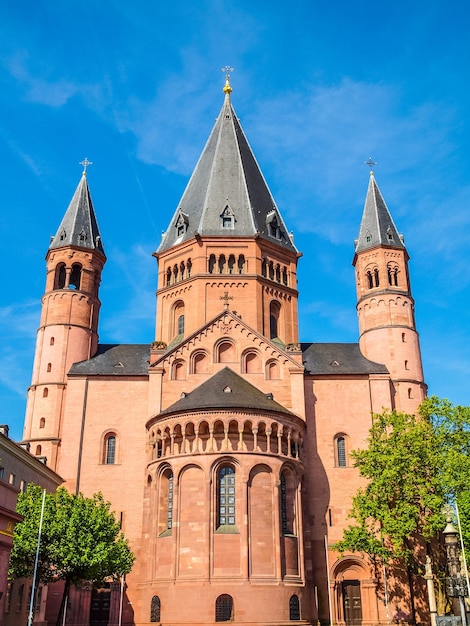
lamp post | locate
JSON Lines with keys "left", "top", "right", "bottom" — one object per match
{"left": 443, "top": 516, "right": 467, "bottom": 626}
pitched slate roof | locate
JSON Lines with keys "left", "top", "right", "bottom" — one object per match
{"left": 159, "top": 367, "right": 295, "bottom": 417}
{"left": 49, "top": 172, "right": 105, "bottom": 255}
{"left": 355, "top": 172, "right": 405, "bottom": 254}
{"left": 301, "top": 343, "right": 388, "bottom": 375}
{"left": 157, "top": 81, "right": 297, "bottom": 254}
{"left": 69, "top": 344, "right": 149, "bottom": 376}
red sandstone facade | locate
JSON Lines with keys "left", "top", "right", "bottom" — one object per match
{"left": 20, "top": 80, "right": 427, "bottom": 626}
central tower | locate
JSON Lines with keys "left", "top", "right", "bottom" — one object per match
{"left": 153, "top": 75, "right": 301, "bottom": 349}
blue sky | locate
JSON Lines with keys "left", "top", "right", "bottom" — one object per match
{"left": 1, "top": 1, "right": 469, "bottom": 441}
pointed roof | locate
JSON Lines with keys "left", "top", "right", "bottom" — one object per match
{"left": 157, "top": 80, "right": 297, "bottom": 254}
{"left": 355, "top": 171, "right": 405, "bottom": 253}
{"left": 49, "top": 172, "right": 105, "bottom": 255}
{"left": 158, "top": 367, "right": 295, "bottom": 417}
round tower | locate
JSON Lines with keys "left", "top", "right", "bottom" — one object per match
{"left": 353, "top": 169, "right": 426, "bottom": 412}
{"left": 23, "top": 167, "right": 106, "bottom": 469}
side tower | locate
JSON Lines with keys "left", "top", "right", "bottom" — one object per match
{"left": 353, "top": 170, "right": 426, "bottom": 412}
{"left": 22, "top": 168, "right": 106, "bottom": 469}
{"left": 153, "top": 75, "right": 301, "bottom": 348}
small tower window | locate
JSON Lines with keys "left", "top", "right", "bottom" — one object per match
{"left": 386, "top": 226, "right": 394, "bottom": 242}
{"left": 267, "top": 210, "right": 282, "bottom": 239}
{"left": 269, "top": 301, "right": 281, "bottom": 340}
{"left": 47, "top": 363, "right": 52, "bottom": 373}
{"left": 175, "top": 212, "right": 188, "bottom": 238}
{"left": 40, "top": 418, "right": 46, "bottom": 428}
{"left": 69, "top": 263, "right": 82, "bottom": 290}
{"left": 237, "top": 254, "right": 245, "bottom": 273}
{"left": 55, "top": 263, "right": 66, "bottom": 290}
{"left": 221, "top": 205, "right": 235, "bottom": 229}
{"left": 35, "top": 445, "right": 42, "bottom": 456}
{"left": 43, "top": 388, "right": 48, "bottom": 398}
{"left": 50, "top": 337, "right": 55, "bottom": 346}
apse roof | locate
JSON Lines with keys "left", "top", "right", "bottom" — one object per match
{"left": 157, "top": 77, "right": 297, "bottom": 254}
{"left": 159, "top": 367, "right": 295, "bottom": 416}
{"left": 49, "top": 171, "right": 105, "bottom": 255}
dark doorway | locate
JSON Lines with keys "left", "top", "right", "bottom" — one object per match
{"left": 342, "top": 580, "right": 362, "bottom": 625}
{"left": 90, "top": 587, "right": 110, "bottom": 626}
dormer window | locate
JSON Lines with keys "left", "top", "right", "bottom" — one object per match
{"left": 386, "top": 226, "right": 394, "bottom": 242}
{"left": 365, "top": 230, "right": 372, "bottom": 243}
{"left": 221, "top": 205, "right": 235, "bottom": 229}
{"left": 266, "top": 210, "right": 281, "bottom": 239}
{"left": 175, "top": 211, "right": 189, "bottom": 238}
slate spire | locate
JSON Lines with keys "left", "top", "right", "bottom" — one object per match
{"left": 49, "top": 170, "right": 105, "bottom": 255}
{"left": 355, "top": 171, "right": 405, "bottom": 253}
{"left": 158, "top": 77, "right": 296, "bottom": 253}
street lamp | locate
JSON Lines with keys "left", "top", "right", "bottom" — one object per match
{"left": 443, "top": 516, "right": 468, "bottom": 626}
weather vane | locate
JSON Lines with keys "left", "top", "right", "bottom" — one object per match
{"left": 79, "top": 157, "right": 93, "bottom": 174}
{"left": 364, "top": 157, "right": 377, "bottom": 171}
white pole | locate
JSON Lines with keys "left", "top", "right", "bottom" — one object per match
{"left": 325, "top": 535, "right": 333, "bottom": 626}
{"left": 118, "top": 575, "right": 125, "bottom": 626}
{"left": 28, "top": 489, "right": 46, "bottom": 626}
{"left": 62, "top": 593, "right": 68, "bottom": 626}
{"left": 455, "top": 502, "right": 470, "bottom": 597}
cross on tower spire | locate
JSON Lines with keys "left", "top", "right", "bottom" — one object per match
{"left": 79, "top": 157, "right": 93, "bottom": 175}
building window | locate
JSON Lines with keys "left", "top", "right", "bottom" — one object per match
{"left": 150, "top": 595, "right": 161, "bottom": 622}
{"left": 9, "top": 473, "right": 16, "bottom": 485}
{"left": 35, "top": 445, "right": 42, "bottom": 456}
{"left": 43, "top": 388, "right": 48, "bottom": 398}
{"left": 221, "top": 205, "right": 235, "bottom": 229}
{"left": 0, "top": 467, "right": 4, "bottom": 479}
{"left": 55, "top": 263, "right": 66, "bottom": 289}
{"left": 104, "top": 434, "right": 116, "bottom": 464}
{"left": 218, "top": 466, "right": 236, "bottom": 527}
{"left": 47, "top": 363, "right": 52, "bottom": 372}
{"left": 269, "top": 301, "right": 281, "bottom": 340}
{"left": 280, "top": 470, "right": 296, "bottom": 535}
{"left": 40, "top": 417, "right": 46, "bottom": 428}
{"left": 178, "top": 314, "right": 185, "bottom": 335}
{"left": 215, "top": 594, "right": 233, "bottom": 622}
{"left": 336, "top": 436, "right": 347, "bottom": 467}
{"left": 289, "top": 594, "right": 301, "bottom": 620}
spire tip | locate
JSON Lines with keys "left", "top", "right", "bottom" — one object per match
{"left": 221, "top": 66, "right": 234, "bottom": 95}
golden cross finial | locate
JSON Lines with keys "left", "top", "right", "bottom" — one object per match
{"left": 220, "top": 291, "right": 234, "bottom": 310}
{"left": 79, "top": 158, "right": 93, "bottom": 175}
{"left": 221, "top": 66, "right": 234, "bottom": 94}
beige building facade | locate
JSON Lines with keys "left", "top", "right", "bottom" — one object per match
{"left": 20, "top": 77, "right": 427, "bottom": 625}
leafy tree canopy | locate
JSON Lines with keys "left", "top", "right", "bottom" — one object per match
{"left": 335, "top": 397, "right": 470, "bottom": 566}
{"left": 9, "top": 485, "right": 135, "bottom": 587}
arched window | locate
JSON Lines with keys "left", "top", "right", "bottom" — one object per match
{"left": 280, "top": 470, "right": 296, "bottom": 535}
{"left": 104, "top": 434, "right": 116, "bottom": 465}
{"left": 36, "top": 445, "right": 42, "bottom": 456}
{"left": 217, "top": 466, "right": 235, "bottom": 528}
{"left": 208, "top": 254, "right": 216, "bottom": 273}
{"left": 150, "top": 595, "right": 161, "bottom": 622}
{"left": 374, "top": 267, "right": 380, "bottom": 287}
{"left": 270, "top": 301, "right": 281, "bottom": 340}
{"left": 289, "top": 594, "right": 301, "bottom": 620}
{"left": 178, "top": 314, "right": 185, "bottom": 335}
{"left": 173, "top": 301, "right": 185, "bottom": 338}
{"left": 158, "top": 469, "right": 174, "bottom": 535}
{"left": 47, "top": 363, "right": 52, "bottom": 373}
{"left": 217, "top": 340, "right": 235, "bottom": 363}
{"left": 266, "top": 359, "right": 280, "bottom": 380}
{"left": 237, "top": 254, "right": 245, "bottom": 273}
{"left": 50, "top": 337, "right": 55, "bottom": 346}
{"left": 215, "top": 594, "right": 233, "bottom": 622}
{"left": 243, "top": 350, "right": 261, "bottom": 374}
{"left": 69, "top": 263, "right": 82, "bottom": 290}
{"left": 336, "top": 436, "right": 347, "bottom": 467}
{"left": 218, "top": 254, "right": 226, "bottom": 273}
{"left": 43, "top": 388, "right": 48, "bottom": 398}
{"left": 54, "top": 263, "right": 66, "bottom": 289}
{"left": 39, "top": 418, "right": 46, "bottom": 429}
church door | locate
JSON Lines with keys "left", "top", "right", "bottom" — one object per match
{"left": 342, "top": 580, "right": 362, "bottom": 625}
{"left": 90, "top": 587, "right": 111, "bottom": 626}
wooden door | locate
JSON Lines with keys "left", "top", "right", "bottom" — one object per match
{"left": 90, "top": 587, "right": 110, "bottom": 626}
{"left": 342, "top": 580, "right": 362, "bottom": 625}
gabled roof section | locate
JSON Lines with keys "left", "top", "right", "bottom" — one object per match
{"left": 301, "top": 343, "right": 389, "bottom": 375}
{"left": 49, "top": 172, "right": 105, "bottom": 255}
{"left": 159, "top": 367, "right": 295, "bottom": 417}
{"left": 150, "top": 309, "right": 303, "bottom": 371}
{"left": 69, "top": 344, "right": 149, "bottom": 376}
{"left": 157, "top": 83, "right": 297, "bottom": 254}
{"left": 355, "top": 172, "right": 405, "bottom": 254}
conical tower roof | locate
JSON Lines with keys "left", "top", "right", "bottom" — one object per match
{"left": 49, "top": 171, "right": 105, "bottom": 255}
{"left": 355, "top": 171, "right": 405, "bottom": 253}
{"left": 157, "top": 79, "right": 297, "bottom": 254}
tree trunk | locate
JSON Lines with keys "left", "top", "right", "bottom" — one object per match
{"left": 56, "top": 578, "right": 71, "bottom": 626}
{"left": 407, "top": 565, "right": 417, "bottom": 625}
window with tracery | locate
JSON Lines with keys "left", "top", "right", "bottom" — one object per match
{"left": 289, "top": 594, "right": 300, "bottom": 620}
{"left": 218, "top": 466, "right": 235, "bottom": 527}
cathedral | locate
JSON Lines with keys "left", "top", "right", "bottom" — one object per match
{"left": 20, "top": 74, "right": 427, "bottom": 626}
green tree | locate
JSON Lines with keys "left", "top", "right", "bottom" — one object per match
{"left": 334, "top": 397, "right": 470, "bottom": 618}
{"left": 9, "top": 485, "right": 135, "bottom": 624}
